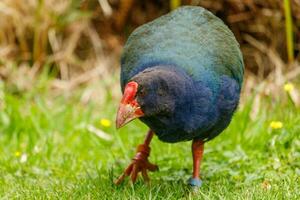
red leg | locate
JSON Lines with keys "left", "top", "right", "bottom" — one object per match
{"left": 115, "top": 130, "right": 158, "bottom": 185}
{"left": 188, "top": 139, "right": 204, "bottom": 187}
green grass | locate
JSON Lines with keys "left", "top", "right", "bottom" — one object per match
{"left": 0, "top": 81, "right": 299, "bottom": 199}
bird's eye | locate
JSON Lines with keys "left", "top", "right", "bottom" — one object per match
{"left": 139, "top": 88, "right": 146, "bottom": 97}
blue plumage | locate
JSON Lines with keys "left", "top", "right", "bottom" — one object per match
{"left": 120, "top": 6, "right": 244, "bottom": 143}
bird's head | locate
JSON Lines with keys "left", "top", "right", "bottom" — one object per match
{"left": 116, "top": 67, "right": 184, "bottom": 129}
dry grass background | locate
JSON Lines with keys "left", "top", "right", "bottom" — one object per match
{"left": 0, "top": 2, "right": 299, "bottom": 198}
{"left": 0, "top": 0, "right": 299, "bottom": 107}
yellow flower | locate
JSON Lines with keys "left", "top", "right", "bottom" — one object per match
{"left": 15, "top": 151, "right": 21, "bottom": 157}
{"left": 284, "top": 83, "right": 294, "bottom": 92}
{"left": 100, "top": 118, "right": 111, "bottom": 127}
{"left": 269, "top": 121, "right": 283, "bottom": 129}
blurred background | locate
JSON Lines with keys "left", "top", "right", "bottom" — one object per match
{"left": 0, "top": 0, "right": 299, "bottom": 104}
{"left": 0, "top": 0, "right": 299, "bottom": 197}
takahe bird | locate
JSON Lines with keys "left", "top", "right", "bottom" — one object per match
{"left": 115, "top": 6, "right": 244, "bottom": 187}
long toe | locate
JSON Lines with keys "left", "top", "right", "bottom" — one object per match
{"left": 115, "top": 160, "right": 158, "bottom": 185}
{"left": 146, "top": 162, "right": 159, "bottom": 171}
{"left": 141, "top": 169, "right": 150, "bottom": 182}
{"left": 115, "top": 141, "right": 158, "bottom": 185}
{"left": 115, "top": 164, "right": 133, "bottom": 185}
{"left": 130, "top": 165, "right": 139, "bottom": 183}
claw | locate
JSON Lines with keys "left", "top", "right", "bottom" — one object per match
{"left": 115, "top": 144, "right": 158, "bottom": 185}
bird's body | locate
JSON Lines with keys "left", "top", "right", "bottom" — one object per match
{"left": 115, "top": 6, "right": 244, "bottom": 187}
{"left": 120, "top": 6, "right": 244, "bottom": 143}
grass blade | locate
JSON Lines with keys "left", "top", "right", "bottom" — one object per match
{"left": 284, "top": 0, "right": 294, "bottom": 63}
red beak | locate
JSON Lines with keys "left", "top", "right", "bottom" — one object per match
{"left": 116, "top": 103, "right": 144, "bottom": 129}
{"left": 116, "top": 81, "right": 144, "bottom": 129}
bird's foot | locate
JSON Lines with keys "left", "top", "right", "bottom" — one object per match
{"left": 115, "top": 144, "right": 158, "bottom": 185}
{"left": 187, "top": 177, "right": 203, "bottom": 188}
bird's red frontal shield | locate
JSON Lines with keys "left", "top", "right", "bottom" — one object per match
{"left": 116, "top": 81, "right": 144, "bottom": 128}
